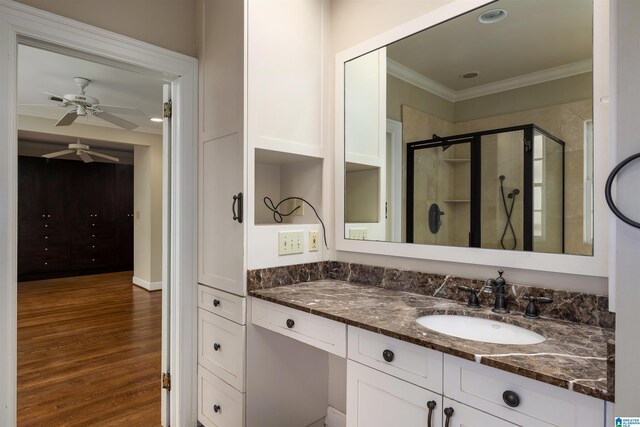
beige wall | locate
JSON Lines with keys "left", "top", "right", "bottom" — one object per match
{"left": 387, "top": 74, "right": 454, "bottom": 123}
{"left": 14, "top": 0, "right": 197, "bottom": 57}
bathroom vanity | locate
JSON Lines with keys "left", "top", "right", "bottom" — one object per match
{"left": 249, "top": 280, "right": 612, "bottom": 427}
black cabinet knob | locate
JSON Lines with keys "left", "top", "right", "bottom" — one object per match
{"left": 213, "top": 404, "right": 221, "bottom": 413}
{"left": 213, "top": 299, "right": 220, "bottom": 307}
{"left": 213, "top": 343, "right": 221, "bottom": 351}
{"left": 286, "top": 319, "right": 295, "bottom": 329}
{"left": 382, "top": 349, "right": 395, "bottom": 362}
{"left": 502, "top": 390, "right": 520, "bottom": 407}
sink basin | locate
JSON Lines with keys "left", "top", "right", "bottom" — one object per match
{"left": 416, "top": 315, "right": 546, "bottom": 345}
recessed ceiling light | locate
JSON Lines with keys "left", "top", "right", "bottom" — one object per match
{"left": 478, "top": 9, "right": 507, "bottom": 24}
{"left": 150, "top": 117, "right": 163, "bottom": 122}
{"left": 460, "top": 72, "right": 479, "bottom": 79}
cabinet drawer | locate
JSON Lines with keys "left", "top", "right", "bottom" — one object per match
{"left": 251, "top": 298, "right": 346, "bottom": 357}
{"left": 444, "top": 355, "right": 604, "bottom": 427}
{"left": 198, "top": 365, "right": 245, "bottom": 427}
{"left": 348, "top": 326, "right": 443, "bottom": 393}
{"left": 198, "top": 309, "right": 246, "bottom": 391}
{"left": 199, "top": 285, "right": 246, "bottom": 325}
{"left": 347, "top": 360, "right": 442, "bottom": 427}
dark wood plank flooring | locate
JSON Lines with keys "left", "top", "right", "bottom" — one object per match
{"left": 17, "top": 271, "right": 162, "bottom": 426}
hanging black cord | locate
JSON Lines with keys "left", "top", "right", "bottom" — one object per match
{"left": 499, "top": 178, "right": 518, "bottom": 250}
{"left": 263, "top": 196, "right": 329, "bottom": 250}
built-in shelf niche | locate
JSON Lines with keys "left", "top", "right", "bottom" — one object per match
{"left": 254, "top": 148, "right": 323, "bottom": 226}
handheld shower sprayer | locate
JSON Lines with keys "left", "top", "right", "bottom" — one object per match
{"left": 499, "top": 175, "right": 519, "bottom": 250}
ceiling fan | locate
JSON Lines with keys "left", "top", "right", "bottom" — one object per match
{"left": 42, "top": 139, "right": 119, "bottom": 163}
{"left": 44, "top": 77, "right": 144, "bottom": 130}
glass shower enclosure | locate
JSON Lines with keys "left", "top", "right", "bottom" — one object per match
{"left": 406, "top": 124, "right": 565, "bottom": 253}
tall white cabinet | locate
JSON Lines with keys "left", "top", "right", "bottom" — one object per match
{"left": 197, "top": 0, "right": 330, "bottom": 425}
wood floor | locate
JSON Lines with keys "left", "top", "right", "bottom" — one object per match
{"left": 17, "top": 271, "right": 162, "bottom": 426}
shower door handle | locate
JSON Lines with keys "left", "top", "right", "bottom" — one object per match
{"left": 606, "top": 152, "right": 640, "bottom": 229}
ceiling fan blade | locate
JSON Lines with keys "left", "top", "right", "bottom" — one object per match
{"left": 44, "top": 92, "right": 65, "bottom": 103}
{"left": 85, "top": 150, "right": 120, "bottom": 163}
{"left": 93, "top": 111, "right": 138, "bottom": 130}
{"left": 56, "top": 110, "right": 78, "bottom": 126}
{"left": 77, "top": 151, "right": 93, "bottom": 163}
{"left": 42, "top": 149, "right": 74, "bottom": 159}
{"left": 96, "top": 105, "right": 146, "bottom": 116}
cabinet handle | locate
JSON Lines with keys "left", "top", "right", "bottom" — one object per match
{"left": 232, "top": 192, "right": 243, "bottom": 223}
{"left": 213, "top": 342, "right": 221, "bottom": 351}
{"left": 444, "top": 407, "right": 454, "bottom": 427}
{"left": 426, "top": 400, "right": 436, "bottom": 427}
{"left": 213, "top": 404, "right": 221, "bottom": 413}
{"left": 213, "top": 299, "right": 220, "bottom": 307}
{"left": 286, "top": 319, "right": 295, "bottom": 329}
{"left": 382, "top": 349, "right": 394, "bottom": 363}
{"left": 502, "top": 390, "right": 520, "bottom": 407}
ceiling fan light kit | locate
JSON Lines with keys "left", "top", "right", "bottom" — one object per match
{"left": 42, "top": 140, "right": 120, "bottom": 164}
{"left": 43, "top": 77, "right": 144, "bottom": 130}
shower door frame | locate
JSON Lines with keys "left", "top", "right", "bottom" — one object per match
{"left": 406, "top": 124, "right": 565, "bottom": 252}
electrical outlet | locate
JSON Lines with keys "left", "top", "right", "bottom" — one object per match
{"left": 348, "top": 228, "right": 368, "bottom": 240}
{"left": 278, "top": 231, "right": 304, "bottom": 255}
{"left": 309, "top": 231, "right": 319, "bottom": 252}
{"left": 289, "top": 198, "right": 304, "bottom": 216}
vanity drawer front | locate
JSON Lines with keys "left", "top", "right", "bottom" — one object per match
{"left": 444, "top": 355, "right": 605, "bottom": 427}
{"left": 199, "top": 285, "right": 246, "bottom": 325}
{"left": 251, "top": 298, "right": 346, "bottom": 357}
{"left": 198, "top": 365, "right": 245, "bottom": 427}
{"left": 198, "top": 309, "right": 246, "bottom": 392}
{"left": 348, "top": 326, "right": 443, "bottom": 393}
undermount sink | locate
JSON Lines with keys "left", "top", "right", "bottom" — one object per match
{"left": 416, "top": 314, "right": 546, "bottom": 345}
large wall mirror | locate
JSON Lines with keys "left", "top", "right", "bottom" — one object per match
{"left": 343, "top": 0, "right": 598, "bottom": 257}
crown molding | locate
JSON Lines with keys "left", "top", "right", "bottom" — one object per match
{"left": 387, "top": 58, "right": 593, "bottom": 102}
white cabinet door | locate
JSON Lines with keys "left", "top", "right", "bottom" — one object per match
{"left": 347, "top": 360, "right": 442, "bottom": 427}
{"left": 442, "top": 398, "right": 518, "bottom": 427}
{"left": 199, "top": 133, "right": 245, "bottom": 296}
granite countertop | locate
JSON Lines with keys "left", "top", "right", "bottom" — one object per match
{"left": 249, "top": 280, "right": 614, "bottom": 402}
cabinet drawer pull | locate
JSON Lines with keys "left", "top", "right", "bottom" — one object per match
{"left": 232, "top": 192, "right": 243, "bottom": 223}
{"left": 213, "top": 299, "right": 220, "bottom": 307}
{"left": 213, "top": 342, "right": 221, "bottom": 351}
{"left": 444, "top": 407, "right": 454, "bottom": 427}
{"left": 213, "top": 404, "right": 221, "bottom": 413}
{"left": 502, "top": 390, "right": 520, "bottom": 407}
{"left": 426, "top": 400, "right": 436, "bottom": 427}
{"left": 286, "top": 319, "right": 295, "bottom": 329}
{"left": 382, "top": 349, "right": 394, "bottom": 363}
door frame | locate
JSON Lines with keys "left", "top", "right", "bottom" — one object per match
{"left": 0, "top": 1, "right": 198, "bottom": 425}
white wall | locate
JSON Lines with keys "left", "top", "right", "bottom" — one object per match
{"left": 613, "top": 0, "right": 640, "bottom": 415}
{"left": 13, "top": 0, "right": 197, "bottom": 57}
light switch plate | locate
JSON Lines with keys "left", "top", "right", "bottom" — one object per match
{"left": 309, "top": 231, "right": 319, "bottom": 252}
{"left": 348, "top": 228, "right": 367, "bottom": 240}
{"left": 278, "top": 231, "right": 304, "bottom": 255}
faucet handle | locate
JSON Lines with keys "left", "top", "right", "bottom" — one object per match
{"left": 457, "top": 286, "right": 480, "bottom": 308}
{"left": 522, "top": 296, "right": 553, "bottom": 319}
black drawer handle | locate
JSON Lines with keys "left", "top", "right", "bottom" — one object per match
{"left": 503, "top": 390, "right": 520, "bottom": 407}
{"left": 213, "top": 404, "right": 221, "bottom": 413}
{"left": 444, "top": 407, "right": 454, "bottom": 427}
{"left": 213, "top": 342, "right": 221, "bottom": 351}
{"left": 426, "top": 400, "right": 436, "bottom": 427}
{"left": 213, "top": 299, "right": 220, "bottom": 307}
{"left": 382, "top": 349, "right": 394, "bottom": 363}
{"left": 232, "top": 192, "right": 243, "bottom": 223}
{"left": 286, "top": 319, "right": 295, "bottom": 329}
{"left": 606, "top": 152, "right": 640, "bottom": 229}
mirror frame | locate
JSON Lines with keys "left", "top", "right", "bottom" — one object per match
{"left": 335, "top": 0, "right": 610, "bottom": 277}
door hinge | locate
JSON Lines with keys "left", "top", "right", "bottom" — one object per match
{"left": 163, "top": 100, "right": 172, "bottom": 119}
{"left": 162, "top": 372, "right": 171, "bottom": 391}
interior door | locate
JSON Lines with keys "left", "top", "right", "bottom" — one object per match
{"left": 160, "top": 83, "right": 171, "bottom": 426}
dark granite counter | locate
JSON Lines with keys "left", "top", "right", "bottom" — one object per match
{"left": 249, "top": 280, "right": 614, "bottom": 402}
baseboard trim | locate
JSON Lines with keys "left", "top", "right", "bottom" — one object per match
{"left": 132, "top": 276, "right": 162, "bottom": 291}
{"left": 325, "top": 406, "right": 346, "bottom": 427}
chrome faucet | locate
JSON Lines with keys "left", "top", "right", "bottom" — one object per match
{"left": 483, "top": 270, "right": 510, "bottom": 314}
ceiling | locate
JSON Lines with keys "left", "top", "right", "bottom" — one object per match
{"left": 386, "top": 0, "right": 592, "bottom": 94}
{"left": 17, "top": 44, "right": 166, "bottom": 135}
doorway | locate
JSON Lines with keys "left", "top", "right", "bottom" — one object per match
{"left": 0, "top": 3, "right": 198, "bottom": 426}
